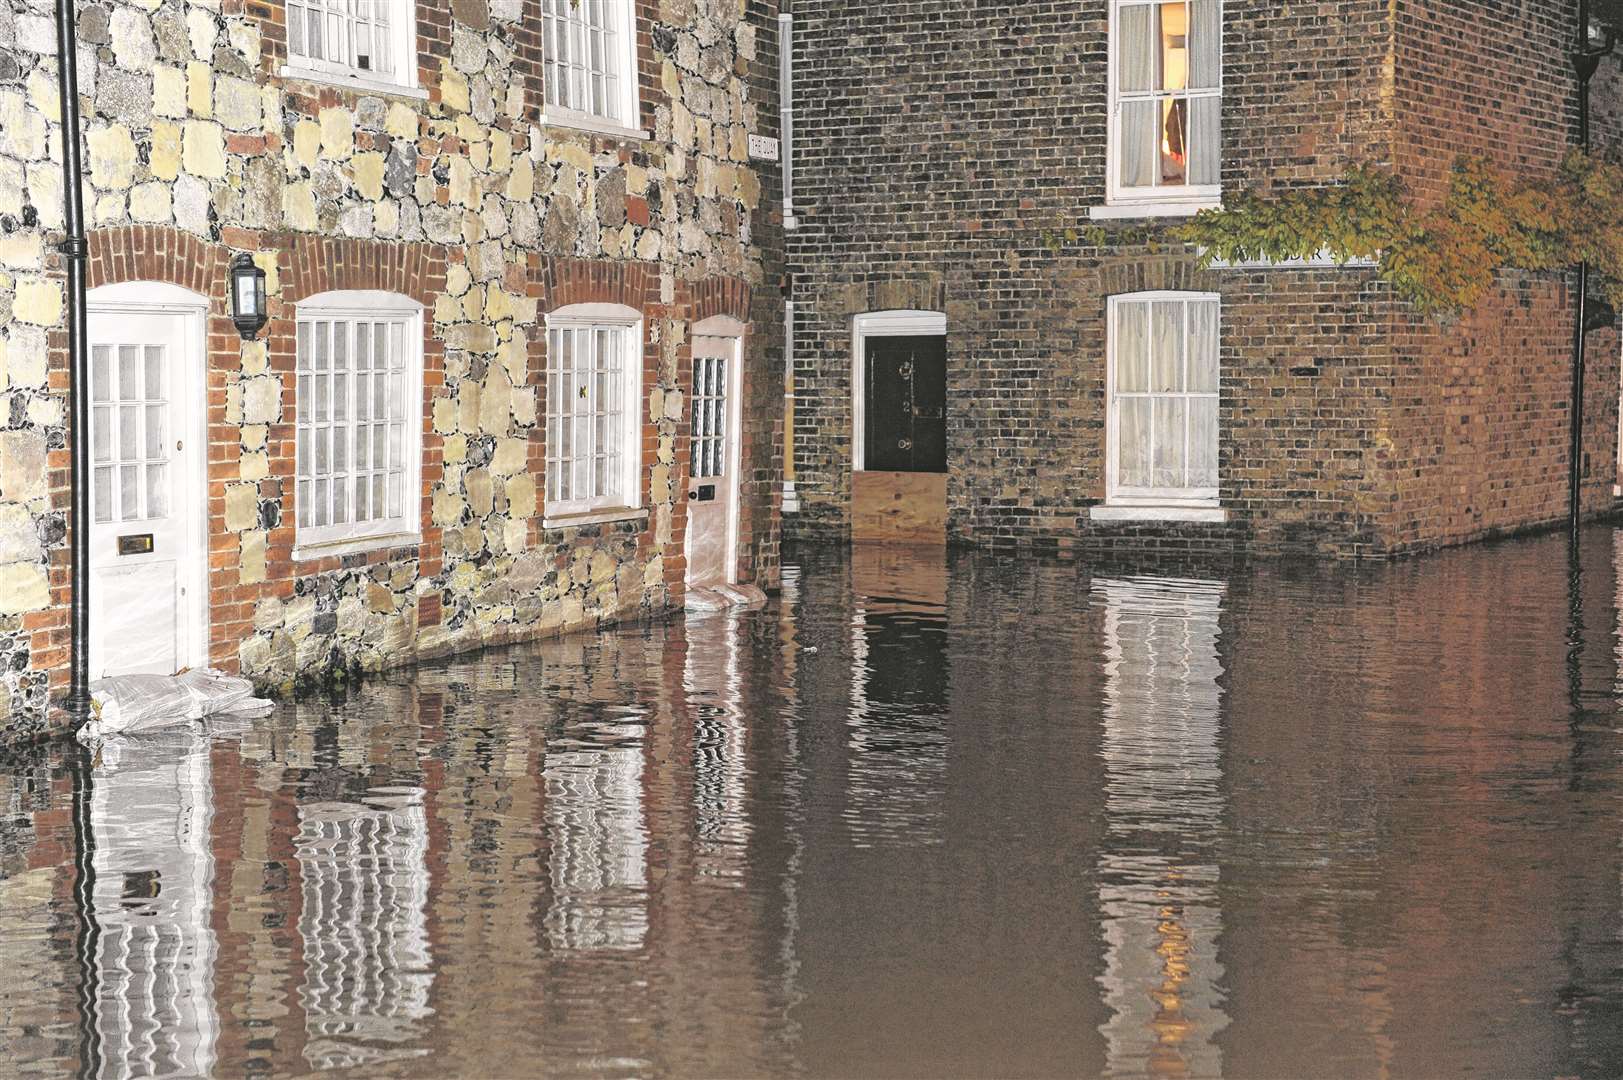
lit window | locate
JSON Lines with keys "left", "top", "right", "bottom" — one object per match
{"left": 1107, "top": 293, "right": 1219, "bottom": 506}
{"left": 545, "top": 305, "right": 644, "bottom": 516}
{"left": 294, "top": 292, "right": 423, "bottom": 549}
{"left": 540, "top": 0, "right": 641, "bottom": 131}
{"left": 1109, "top": 0, "right": 1221, "bottom": 206}
{"left": 285, "top": 0, "right": 418, "bottom": 90}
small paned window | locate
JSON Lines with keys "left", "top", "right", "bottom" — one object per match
{"left": 285, "top": 0, "right": 417, "bottom": 90}
{"left": 1109, "top": 0, "right": 1222, "bottom": 206}
{"left": 545, "top": 307, "right": 644, "bottom": 516}
{"left": 540, "top": 0, "right": 641, "bottom": 130}
{"left": 1108, "top": 293, "right": 1220, "bottom": 506}
{"left": 295, "top": 294, "right": 423, "bottom": 548}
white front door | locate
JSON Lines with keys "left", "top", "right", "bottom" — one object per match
{"left": 88, "top": 302, "right": 205, "bottom": 679}
{"left": 684, "top": 335, "right": 741, "bottom": 589}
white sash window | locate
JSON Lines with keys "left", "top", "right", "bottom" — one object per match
{"left": 540, "top": 0, "right": 641, "bottom": 132}
{"left": 295, "top": 293, "right": 423, "bottom": 550}
{"left": 1109, "top": 0, "right": 1222, "bottom": 208}
{"left": 545, "top": 305, "right": 644, "bottom": 517}
{"left": 1108, "top": 293, "right": 1220, "bottom": 507}
{"left": 285, "top": 0, "right": 419, "bottom": 91}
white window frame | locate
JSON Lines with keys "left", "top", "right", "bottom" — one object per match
{"left": 1101, "top": 291, "right": 1222, "bottom": 517}
{"left": 1100, "top": 0, "right": 1223, "bottom": 217}
{"left": 280, "top": 0, "right": 425, "bottom": 99}
{"left": 292, "top": 291, "right": 425, "bottom": 558}
{"left": 543, "top": 303, "right": 646, "bottom": 522}
{"left": 538, "top": 0, "right": 647, "bottom": 140}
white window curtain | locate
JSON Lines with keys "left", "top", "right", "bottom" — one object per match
{"left": 1110, "top": 294, "right": 1220, "bottom": 504}
{"left": 545, "top": 319, "right": 641, "bottom": 515}
{"left": 295, "top": 299, "right": 422, "bottom": 547}
{"left": 1113, "top": 0, "right": 1222, "bottom": 198}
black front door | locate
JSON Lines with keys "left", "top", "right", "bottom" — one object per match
{"left": 864, "top": 335, "right": 946, "bottom": 473}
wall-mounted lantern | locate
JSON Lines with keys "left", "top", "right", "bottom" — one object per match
{"left": 229, "top": 252, "right": 268, "bottom": 340}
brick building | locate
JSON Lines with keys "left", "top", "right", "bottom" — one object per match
{"left": 783, "top": 0, "right": 1623, "bottom": 556}
{"left": 0, "top": 0, "right": 787, "bottom": 741}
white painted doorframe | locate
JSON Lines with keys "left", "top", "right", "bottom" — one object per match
{"left": 86, "top": 281, "right": 210, "bottom": 677}
{"left": 850, "top": 309, "right": 947, "bottom": 472}
{"left": 690, "top": 316, "right": 747, "bottom": 587}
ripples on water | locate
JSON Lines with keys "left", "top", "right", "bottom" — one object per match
{"left": 4, "top": 531, "right": 1623, "bottom": 1078}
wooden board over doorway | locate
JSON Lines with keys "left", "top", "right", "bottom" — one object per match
{"left": 852, "top": 471, "right": 947, "bottom": 545}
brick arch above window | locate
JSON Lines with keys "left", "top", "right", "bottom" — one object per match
{"left": 689, "top": 276, "right": 753, "bottom": 326}
{"left": 541, "top": 257, "right": 659, "bottom": 313}
{"left": 282, "top": 236, "right": 452, "bottom": 308}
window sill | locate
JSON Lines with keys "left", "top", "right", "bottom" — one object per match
{"left": 538, "top": 112, "right": 651, "bottom": 143}
{"left": 293, "top": 531, "right": 422, "bottom": 563}
{"left": 1088, "top": 200, "right": 1220, "bottom": 221}
{"left": 1089, "top": 505, "right": 1228, "bottom": 524}
{"left": 278, "top": 65, "right": 428, "bottom": 100}
{"left": 542, "top": 507, "right": 649, "bottom": 530}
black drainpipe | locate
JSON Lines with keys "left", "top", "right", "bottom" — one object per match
{"left": 1570, "top": 0, "right": 1617, "bottom": 540}
{"left": 54, "top": 0, "right": 91, "bottom": 722}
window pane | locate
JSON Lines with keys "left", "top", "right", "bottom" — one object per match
{"left": 1118, "top": 397, "right": 1151, "bottom": 489}
{"left": 1151, "top": 302, "right": 1184, "bottom": 393}
{"left": 1188, "top": 95, "right": 1220, "bottom": 186}
{"left": 1152, "top": 397, "right": 1186, "bottom": 489}
{"left": 119, "top": 405, "right": 139, "bottom": 460}
{"left": 93, "top": 407, "right": 111, "bottom": 463}
{"left": 1119, "top": 4, "right": 1155, "bottom": 92}
{"left": 94, "top": 466, "right": 113, "bottom": 523}
{"left": 1188, "top": 301, "right": 1219, "bottom": 392}
{"left": 145, "top": 405, "right": 165, "bottom": 459}
{"left": 1120, "top": 100, "right": 1157, "bottom": 189}
{"left": 1160, "top": 98, "right": 1188, "bottom": 185}
{"left": 1189, "top": 0, "right": 1221, "bottom": 89}
{"left": 144, "top": 347, "right": 163, "bottom": 399}
{"left": 1189, "top": 396, "right": 1218, "bottom": 489}
{"left": 1116, "top": 302, "right": 1149, "bottom": 392}
{"left": 119, "top": 346, "right": 140, "bottom": 399}
{"left": 93, "top": 346, "right": 110, "bottom": 402}
{"left": 120, "top": 464, "right": 140, "bottom": 520}
{"left": 1159, "top": 2, "right": 1188, "bottom": 92}
{"left": 146, "top": 464, "right": 167, "bottom": 518}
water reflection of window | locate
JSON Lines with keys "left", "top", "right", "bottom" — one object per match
{"left": 296, "top": 790, "right": 432, "bottom": 1071}
{"left": 1093, "top": 576, "right": 1229, "bottom": 1078}
{"left": 88, "top": 732, "right": 219, "bottom": 1080}
{"left": 544, "top": 738, "right": 649, "bottom": 953}
{"left": 687, "top": 612, "right": 750, "bottom": 881}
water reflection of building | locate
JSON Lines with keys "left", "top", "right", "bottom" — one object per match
{"left": 295, "top": 791, "right": 433, "bottom": 1071}
{"left": 544, "top": 737, "right": 650, "bottom": 954}
{"left": 1093, "top": 576, "right": 1228, "bottom": 1079}
{"left": 86, "top": 732, "right": 219, "bottom": 1080}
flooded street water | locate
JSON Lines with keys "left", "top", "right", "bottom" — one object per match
{"left": 6, "top": 532, "right": 1623, "bottom": 1078}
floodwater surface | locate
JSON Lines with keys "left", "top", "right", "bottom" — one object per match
{"left": 5, "top": 533, "right": 1623, "bottom": 1079}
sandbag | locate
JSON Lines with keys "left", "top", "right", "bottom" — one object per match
{"left": 79, "top": 668, "right": 274, "bottom": 741}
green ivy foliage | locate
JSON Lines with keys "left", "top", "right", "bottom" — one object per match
{"left": 1180, "top": 151, "right": 1623, "bottom": 315}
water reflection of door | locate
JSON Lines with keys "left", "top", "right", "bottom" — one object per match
{"left": 1093, "top": 576, "right": 1228, "bottom": 1079}
{"left": 685, "top": 610, "right": 750, "bottom": 880}
{"left": 686, "top": 326, "right": 743, "bottom": 590}
{"left": 295, "top": 791, "right": 433, "bottom": 1071}
{"left": 87, "top": 732, "right": 219, "bottom": 1080}
{"left": 844, "top": 546, "right": 950, "bottom": 847}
